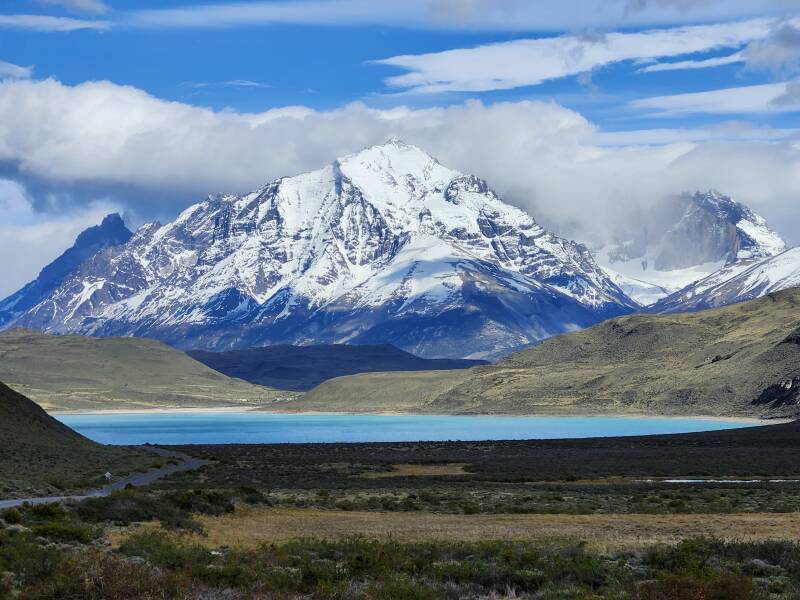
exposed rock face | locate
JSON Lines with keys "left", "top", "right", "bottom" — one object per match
{"left": 653, "top": 190, "right": 784, "bottom": 270}
{"left": 752, "top": 377, "right": 800, "bottom": 410}
{"left": 5, "top": 141, "right": 635, "bottom": 359}
{"left": 595, "top": 190, "right": 786, "bottom": 305}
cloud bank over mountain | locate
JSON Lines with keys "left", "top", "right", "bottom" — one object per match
{"left": 2, "top": 77, "right": 800, "bottom": 258}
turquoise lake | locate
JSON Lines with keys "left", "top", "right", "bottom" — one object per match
{"left": 55, "top": 412, "right": 754, "bottom": 445}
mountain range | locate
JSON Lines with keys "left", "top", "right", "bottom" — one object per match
{"left": 0, "top": 141, "right": 797, "bottom": 359}
{"left": 0, "top": 141, "right": 636, "bottom": 359}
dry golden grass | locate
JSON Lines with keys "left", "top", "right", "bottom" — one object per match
{"left": 358, "top": 463, "right": 469, "bottom": 478}
{"left": 166, "top": 507, "right": 800, "bottom": 551}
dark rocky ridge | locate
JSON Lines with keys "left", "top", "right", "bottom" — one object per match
{"left": 188, "top": 343, "right": 487, "bottom": 391}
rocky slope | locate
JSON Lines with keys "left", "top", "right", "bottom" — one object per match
{"left": 0, "top": 214, "right": 132, "bottom": 327}
{"left": 7, "top": 141, "right": 635, "bottom": 359}
{"left": 297, "top": 288, "right": 800, "bottom": 419}
{"left": 595, "top": 190, "right": 785, "bottom": 305}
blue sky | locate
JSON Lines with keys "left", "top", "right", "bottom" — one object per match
{"left": 2, "top": 0, "right": 800, "bottom": 295}
{"left": 4, "top": 1, "right": 800, "bottom": 127}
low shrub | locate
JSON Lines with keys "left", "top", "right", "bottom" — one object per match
{"left": 75, "top": 490, "right": 198, "bottom": 530}
{"left": 118, "top": 531, "right": 211, "bottom": 570}
{"left": 30, "top": 521, "right": 98, "bottom": 544}
{"left": 0, "top": 509, "right": 21, "bottom": 525}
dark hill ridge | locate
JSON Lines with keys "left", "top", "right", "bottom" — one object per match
{"left": 296, "top": 288, "right": 800, "bottom": 418}
{"left": 0, "top": 381, "right": 153, "bottom": 498}
{"left": 188, "top": 344, "right": 487, "bottom": 391}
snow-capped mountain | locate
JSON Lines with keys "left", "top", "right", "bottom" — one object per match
{"left": 653, "top": 247, "right": 800, "bottom": 313}
{"left": 0, "top": 214, "right": 132, "bottom": 328}
{"left": 594, "top": 190, "right": 785, "bottom": 305}
{"left": 6, "top": 141, "right": 636, "bottom": 359}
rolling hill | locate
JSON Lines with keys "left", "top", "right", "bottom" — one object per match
{"left": 296, "top": 288, "right": 800, "bottom": 418}
{"left": 0, "top": 329, "right": 283, "bottom": 412}
{"left": 0, "top": 381, "right": 155, "bottom": 498}
{"left": 188, "top": 344, "right": 486, "bottom": 391}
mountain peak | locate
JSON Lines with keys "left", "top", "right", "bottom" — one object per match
{"left": 341, "top": 139, "right": 443, "bottom": 171}
{"left": 74, "top": 213, "right": 133, "bottom": 250}
{"left": 0, "top": 213, "right": 134, "bottom": 327}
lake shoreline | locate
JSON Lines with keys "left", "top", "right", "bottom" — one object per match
{"left": 50, "top": 406, "right": 782, "bottom": 425}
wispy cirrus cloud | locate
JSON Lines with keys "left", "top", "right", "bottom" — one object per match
{"left": 0, "top": 14, "right": 109, "bottom": 31}
{"left": 638, "top": 51, "right": 743, "bottom": 72}
{"left": 183, "top": 79, "right": 271, "bottom": 89}
{"left": 630, "top": 81, "right": 799, "bottom": 114}
{"left": 122, "top": 0, "right": 791, "bottom": 32}
{"left": 374, "top": 19, "right": 778, "bottom": 94}
{"left": 36, "top": 0, "right": 110, "bottom": 15}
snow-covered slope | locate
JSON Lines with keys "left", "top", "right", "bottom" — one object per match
{"left": 595, "top": 190, "right": 786, "bottom": 305}
{"left": 9, "top": 141, "right": 636, "bottom": 359}
{"left": 0, "top": 214, "right": 132, "bottom": 327}
{"left": 653, "top": 247, "right": 800, "bottom": 313}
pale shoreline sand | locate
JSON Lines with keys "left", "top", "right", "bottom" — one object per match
{"left": 50, "top": 406, "right": 260, "bottom": 416}
{"left": 49, "top": 406, "right": 787, "bottom": 425}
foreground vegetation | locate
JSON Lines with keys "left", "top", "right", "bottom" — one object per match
{"left": 3, "top": 495, "right": 800, "bottom": 599}
{"left": 4, "top": 405, "right": 800, "bottom": 596}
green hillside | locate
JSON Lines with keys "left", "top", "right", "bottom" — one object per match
{"left": 0, "top": 329, "right": 283, "bottom": 412}
{"left": 298, "top": 289, "right": 800, "bottom": 418}
{"left": 0, "top": 381, "right": 155, "bottom": 498}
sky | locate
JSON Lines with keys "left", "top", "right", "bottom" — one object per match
{"left": 2, "top": 0, "right": 800, "bottom": 296}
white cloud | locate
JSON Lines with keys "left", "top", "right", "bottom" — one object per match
{"left": 0, "top": 180, "right": 118, "bottom": 297}
{"left": 638, "top": 51, "right": 743, "bottom": 72}
{"left": 0, "top": 61, "right": 32, "bottom": 80}
{"left": 36, "top": 0, "right": 110, "bottom": 15}
{"left": 123, "top": 0, "right": 793, "bottom": 31}
{"left": 0, "top": 14, "right": 109, "bottom": 31}
{"left": 742, "top": 21, "right": 800, "bottom": 74}
{"left": 374, "top": 19, "right": 776, "bottom": 94}
{"left": 631, "top": 81, "right": 798, "bottom": 114}
{"left": 2, "top": 77, "right": 800, "bottom": 260}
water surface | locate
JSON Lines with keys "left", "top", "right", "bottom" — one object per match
{"left": 56, "top": 412, "right": 754, "bottom": 445}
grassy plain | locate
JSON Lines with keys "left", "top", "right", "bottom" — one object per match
{"left": 0, "top": 329, "right": 283, "bottom": 411}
